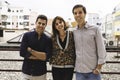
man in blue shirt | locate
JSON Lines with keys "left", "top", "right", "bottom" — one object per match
{"left": 20, "top": 14, "right": 52, "bottom": 80}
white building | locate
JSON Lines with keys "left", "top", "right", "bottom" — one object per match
{"left": 0, "top": 0, "right": 38, "bottom": 29}
{"left": 86, "top": 13, "right": 101, "bottom": 26}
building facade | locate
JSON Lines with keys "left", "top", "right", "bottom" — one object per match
{"left": 0, "top": 0, "right": 38, "bottom": 29}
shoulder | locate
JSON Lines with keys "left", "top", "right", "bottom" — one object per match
{"left": 66, "top": 31, "right": 74, "bottom": 40}
{"left": 87, "top": 24, "right": 102, "bottom": 36}
{"left": 68, "top": 30, "right": 73, "bottom": 33}
{"left": 66, "top": 30, "right": 73, "bottom": 34}
{"left": 23, "top": 31, "right": 34, "bottom": 37}
{"left": 87, "top": 23, "right": 100, "bottom": 31}
{"left": 43, "top": 33, "right": 52, "bottom": 41}
{"left": 68, "top": 31, "right": 73, "bottom": 37}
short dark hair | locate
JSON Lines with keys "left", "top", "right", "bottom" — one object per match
{"left": 52, "top": 16, "right": 67, "bottom": 37}
{"left": 72, "top": 4, "right": 87, "bottom": 14}
{"left": 36, "top": 14, "right": 48, "bottom": 24}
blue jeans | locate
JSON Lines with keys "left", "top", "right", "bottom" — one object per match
{"left": 76, "top": 72, "right": 101, "bottom": 80}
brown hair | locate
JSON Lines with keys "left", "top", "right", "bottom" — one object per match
{"left": 72, "top": 4, "right": 87, "bottom": 14}
{"left": 35, "top": 14, "right": 48, "bottom": 24}
{"left": 52, "top": 16, "right": 67, "bottom": 37}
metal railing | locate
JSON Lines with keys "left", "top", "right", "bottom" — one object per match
{"left": 0, "top": 46, "right": 120, "bottom": 75}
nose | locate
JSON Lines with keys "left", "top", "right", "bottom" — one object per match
{"left": 40, "top": 23, "right": 43, "bottom": 26}
{"left": 76, "top": 13, "right": 80, "bottom": 16}
{"left": 58, "top": 23, "right": 61, "bottom": 26}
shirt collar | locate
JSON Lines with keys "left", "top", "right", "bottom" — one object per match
{"left": 77, "top": 22, "right": 90, "bottom": 30}
{"left": 33, "top": 30, "right": 44, "bottom": 38}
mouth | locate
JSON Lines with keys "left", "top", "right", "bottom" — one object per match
{"left": 58, "top": 26, "right": 64, "bottom": 30}
{"left": 77, "top": 17, "right": 82, "bottom": 20}
{"left": 38, "top": 27, "right": 44, "bottom": 30}
{"left": 76, "top": 18, "right": 83, "bottom": 22}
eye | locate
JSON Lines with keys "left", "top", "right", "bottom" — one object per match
{"left": 42, "top": 23, "right": 45, "bottom": 26}
{"left": 79, "top": 11, "right": 82, "bottom": 14}
{"left": 38, "top": 22, "right": 41, "bottom": 25}
{"left": 74, "top": 11, "right": 83, "bottom": 15}
{"left": 74, "top": 12, "right": 77, "bottom": 15}
{"left": 55, "top": 23, "right": 58, "bottom": 26}
{"left": 38, "top": 22, "right": 46, "bottom": 26}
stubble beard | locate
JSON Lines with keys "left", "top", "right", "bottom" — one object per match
{"left": 36, "top": 28, "right": 43, "bottom": 35}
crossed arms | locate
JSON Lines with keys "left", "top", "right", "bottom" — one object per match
{"left": 27, "top": 47, "right": 46, "bottom": 61}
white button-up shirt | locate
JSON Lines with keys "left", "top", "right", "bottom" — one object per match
{"left": 73, "top": 23, "right": 106, "bottom": 73}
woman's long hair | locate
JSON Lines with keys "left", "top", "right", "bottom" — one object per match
{"left": 52, "top": 16, "right": 67, "bottom": 37}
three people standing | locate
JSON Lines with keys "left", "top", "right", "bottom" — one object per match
{"left": 20, "top": 4, "right": 106, "bottom": 80}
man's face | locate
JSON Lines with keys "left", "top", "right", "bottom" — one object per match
{"left": 35, "top": 18, "right": 47, "bottom": 34}
{"left": 73, "top": 7, "right": 86, "bottom": 24}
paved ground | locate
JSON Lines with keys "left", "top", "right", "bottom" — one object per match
{"left": 0, "top": 51, "right": 120, "bottom": 80}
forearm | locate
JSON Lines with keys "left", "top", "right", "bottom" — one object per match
{"left": 28, "top": 47, "right": 46, "bottom": 60}
{"left": 29, "top": 55, "right": 38, "bottom": 59}
{"left": 31, "top": 50, "right": 46, "bottom": 60}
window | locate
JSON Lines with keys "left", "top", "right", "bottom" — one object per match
{"left": 8, "top": 8, "right": 11, "bottom": 12}
{"left": 12, "top": 22, "right": 14, "bottom": 25}
{"left": 19, "top": 22, "right": 23, "bottom": 25}
{"left": 20, "top": 10, "right": 23, "bottom": 12}
{"left": 1, "top": 15, "right": 8, "bottom": 20}
{"left": 7, "top": 22, "right": 10, "bottom": 25}
{"left": 16, "top": 10, "right": 19, "bottom": 12}
{"left": 24, "top": 22, "right": 29, "bottom": 26}
{"left": 2, "top": 22, "right": 7, "bottom": 26}
{"left": 114, "top": 15, "right": 120, "bottom": 21}
{"left": 23, "top": 15, "right": 29, "bottom": 20}
{"left": 0, "top": 7, "right": 2, "bottom": 10}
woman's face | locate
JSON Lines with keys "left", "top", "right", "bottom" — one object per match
{"left": 55, "top": 19, "right": 65, "bottom": 32}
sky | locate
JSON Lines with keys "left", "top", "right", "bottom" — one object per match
{"left": 5, "top": 0, "right": 120, "bottom": 21}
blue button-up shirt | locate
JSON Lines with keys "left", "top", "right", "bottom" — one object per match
{"left": 73, "top": 23, "right": 106, "bottom": 73}
{"left": 20, "top": 30, "right": 52, "bottom": 76}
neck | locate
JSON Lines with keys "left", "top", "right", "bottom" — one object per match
{"left": 38, "top": 33, "right": 42, "bottom": 39}
{"left": 59, "top": 30, "right": 66, "bottom": 37}
{"left": 78, "top": 21, "right": 86, "bottom": 28}
{"left": 59, "top": 30, "right": 66, "bottom": 42}
{"left": 35, "top": 29, "right": 42, "bottom": 39}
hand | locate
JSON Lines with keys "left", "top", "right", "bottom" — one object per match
{"left": 93, "top": 68, "right": 101, "bottom": 74}
{"left": 27, "top": 47, "right": 32, "bottom": 52}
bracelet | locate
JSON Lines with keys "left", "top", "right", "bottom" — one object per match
{"left": 95, "top": 68, "right": 101, "bottom": 73}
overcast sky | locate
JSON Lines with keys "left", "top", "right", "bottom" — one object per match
{"left": 5, "top": 0, "right": 120, "bottom": 20}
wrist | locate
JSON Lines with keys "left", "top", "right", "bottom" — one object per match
{"left": 29, "top": 49, "right": 34, "bottom": 53}
{"left": 95, "top": 68, "right": 101, "bottom": 73}
{"left": 97, "top": 64, "right": 102, "bottom": 69}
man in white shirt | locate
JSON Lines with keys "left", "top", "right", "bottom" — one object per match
{"left": 72, "top": 4, "right": 106, "bottom": 80}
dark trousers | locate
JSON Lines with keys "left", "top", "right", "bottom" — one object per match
{"left": 52, "top": 67, "right": 74, "bottom": 80}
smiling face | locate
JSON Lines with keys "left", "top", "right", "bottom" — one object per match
{"left": 35, "top": 18, "right": 47, "bottom": 35}
{"left": 52, "top": 16, "right": 67, "bottom": 36}
{"left": 55, "top": 19, "right": 65, "bottom": 32}
{"left": 73, "top": 7, "right": 86, "bottom": 25}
